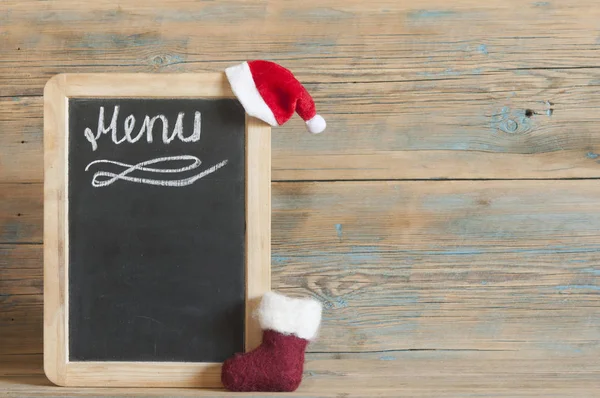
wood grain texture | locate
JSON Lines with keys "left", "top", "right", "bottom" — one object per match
{"left": 42, "top": 73, "right": 67, "bottom": 386}
{"left": 270, "top": 181, "right": 600, "bottom": 353}
{"left": 3, "top": 1, "right": 600, "bottom": 180}
{"left": 245, "top": 115, "right": 272, "bottom": 351}
{"left": 3, "top": 0, "right": 600, "bottom": 395}
{"left": 0, "top": 293, "right": 42, "bottom": 356}
{"left": 0, "top": 245, "right": 42, "bottom": 296}
{"left": 1, "top": 350, "right": 599, "bottom": 397}
{"left": 62, "top": 73, "right": 235, "bottom": 98}
{"left": 2, "top": 181, "right": 599, "bottom": 394}
{"left": 0, "top": 183, "right": 42, "bottom": 243}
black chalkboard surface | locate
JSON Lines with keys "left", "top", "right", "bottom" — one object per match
{"left": 67, "top": 98, "right": 246, "bottom": 362}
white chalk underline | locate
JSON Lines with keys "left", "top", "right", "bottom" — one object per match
{"left": 84, "top": 155, "right": 228, "bottom": 187}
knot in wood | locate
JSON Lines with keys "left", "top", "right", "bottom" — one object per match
{"left": 152, "top": 55, "right": 167, "bottom": 66}
{"left": 490, "top": 106, "right": 533, "bottom": 135}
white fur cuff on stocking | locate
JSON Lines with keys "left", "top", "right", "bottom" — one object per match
{"left": 258, "top": 291, "right": 323, "bottom": 340}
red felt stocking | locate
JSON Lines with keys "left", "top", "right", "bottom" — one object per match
{"left": 221, "top": 292, "right": 323, "bottom": 392}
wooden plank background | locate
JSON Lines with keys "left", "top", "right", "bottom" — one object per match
{"left": 1, "top": 0, "right": 599, "bottom": 396}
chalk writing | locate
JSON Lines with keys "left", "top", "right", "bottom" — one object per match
{"left": 85, "top": 155, "right": 228, "bottom": 188}
{"left": 84, "top": 106, "right": 201, "bottom": 151}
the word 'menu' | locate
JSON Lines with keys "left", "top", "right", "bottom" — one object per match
{"left": 84, "top": 106, "right": 201, "bottom": 151}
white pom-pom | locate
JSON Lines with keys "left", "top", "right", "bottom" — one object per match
{"left": 306, "top": 114, "right": 326, "bottom": 134}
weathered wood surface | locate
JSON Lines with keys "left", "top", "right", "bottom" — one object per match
{"left": 2, "top": 0, "right": 600, "bottom": 395}
{"left": 3, "top": 1, "right": 600, "bottom": 180}
{"left": 0, "top": 183, "right": 43, "bottom": 244}
{"left": 1, "top": 182, "right": 599, "bottom": 395}
{"left": 1, "top": 351, "right": 599, "bottom": 397}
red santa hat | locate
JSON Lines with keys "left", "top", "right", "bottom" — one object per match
{"left": 225, "top": 60, "right": 326, "bottom": 134}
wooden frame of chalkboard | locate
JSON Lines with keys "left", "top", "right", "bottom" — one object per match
{"left": 43, "top": 73, "right": 271, "bottom": 387}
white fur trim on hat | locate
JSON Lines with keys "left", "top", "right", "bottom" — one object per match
{"left": 225, "top": 62, "right": 279, "bottom": 127}
{"left": 258, "top": 291, "right": 323, "bottom": 340}
{"left": 306, "top": 114, "right": 326, "bottom": 134}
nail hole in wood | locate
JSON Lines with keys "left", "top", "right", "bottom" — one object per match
{"left": 17, "top": 213, "right": 22, "bottom": 217}
{"left": 525, "top": 109, "right": 534, "bottom": 117}
{"left": 21, "top": 140, "right": 26, "bottom": 144}
{"left": 17, "top": 47, "right": 20, "bottom": 51}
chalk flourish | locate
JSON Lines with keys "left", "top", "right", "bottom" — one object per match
{"left": 85, "top": 155, "right": 228, "bottom": 188}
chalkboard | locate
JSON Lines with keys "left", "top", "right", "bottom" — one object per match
{"left": 44, "top": 73, "right": 271, "bottom": 387}
{"left": 68, "top": 97, "right": 246, "bottom": 362}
